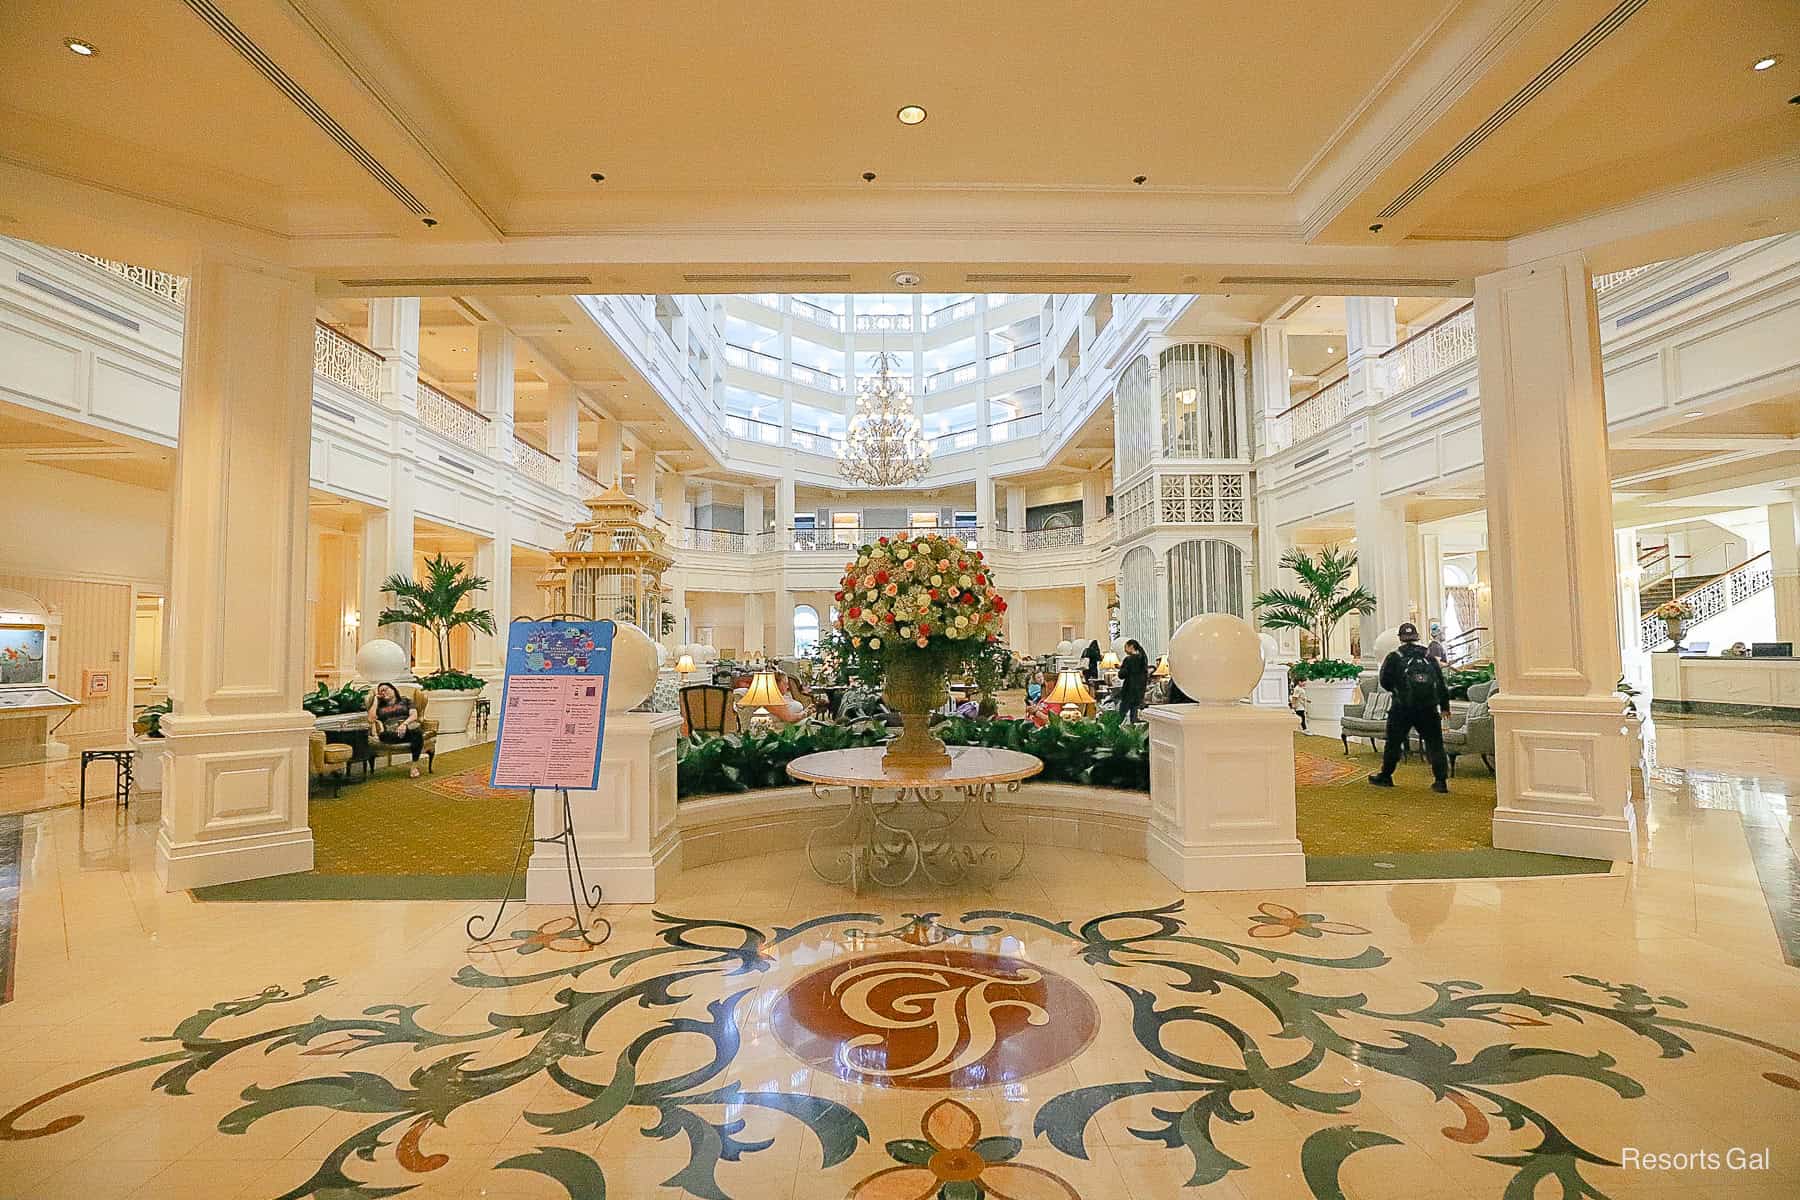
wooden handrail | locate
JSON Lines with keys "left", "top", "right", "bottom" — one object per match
{"left": 419, "top": 378, "right": 489, "bottom": 422}
{"left": 512, "top": 433, "right": 558, "bottom": 461}
{"left": 1675, "top": 550, "right": 1772, "bottom": 602}
{"left": 315, "top": 320, "right": 381, "bottom": 358}
{"left": 1274, "top": 372, "right": 1349, "bottom": 419}
{"left": 1379, "top": 302, "right": 1475, "bottom": 360}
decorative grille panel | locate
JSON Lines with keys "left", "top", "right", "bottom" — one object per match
{"left": 1115, "top": 355, "right": 1154, "bottom": 481}
{"left": 1159, "top": 343, "right": 1239, "bottom": 459}
{"left": 1167, "top": 538, "right": 1246, "bottom": 623}
{"left": 1119, "top": 546, "right": 1160, "bottom": 655}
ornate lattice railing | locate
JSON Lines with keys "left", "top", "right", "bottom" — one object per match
{"left": 1158, "top": 472, "right": 1250, "bottom": 524}
{"left": 313, "top": 323, "right": 381, "bottom": 400}
{"left": 1277, "top": 375, "right": 1350, "bottom": 445}
{"left": 513, "top": 437, "right": 559, "bottom": 487}
{"left": 682, "top": 527, "right": 749, "bottom": 553}
{"left": 1383, "top": 304, "right": 1475, "bottom": 393}
{"left": 417, "top": 381, "right": 486, "bottom": 450}
{"left": 1639, "top": 552, "right": 1773, "bottom": 651}
{"left": 1024, "top": 525, "right": 1084, "bottom": 550}
{"left": 72, "top": 253, "right": 187, "bottom": 305}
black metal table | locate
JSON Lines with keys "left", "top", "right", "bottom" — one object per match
{"left": 79, "top": 748, "right": 134, "bottom": 809}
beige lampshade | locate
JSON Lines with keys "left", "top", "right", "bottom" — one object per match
{"left": 740, "top": 670, "right": 785, "bottom": 709}
{"left": 1043, "top": 669, "right": 1095, "bottom": 708}
{"left": 1100, "top": 651, "right": 1120, "bottom": 670}
{"left": 675, "top": 654, "right": 696, "bottom": 674}
{"left": 1154, "top": 654, "right": 1170, "bottom": 678}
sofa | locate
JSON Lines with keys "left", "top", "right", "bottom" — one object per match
{"left": 367, "top": 684, "right": 440, "bottom": 773}
{"left": 1339, "top": 671, "right": 1391, "bottom": 754}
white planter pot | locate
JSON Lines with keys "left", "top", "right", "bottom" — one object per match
{"left": 423, "top": 688, "right": 483, "bottom": 737}
{"left": 1302, "top": 679, "right": 1358, "bottom": 740}
{"left": 131, "top": 734, "right": 166, "bottom": 794}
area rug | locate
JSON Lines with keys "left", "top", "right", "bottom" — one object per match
{"left": 1295, "top": 731, "right": 1611, "bottom": 881}
{"left": 191, "top": 745, "right": 528, "bottom": 901}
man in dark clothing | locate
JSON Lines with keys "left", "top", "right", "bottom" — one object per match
{"left": 1368, "top": 621, "right": 1452, "bottom": 793}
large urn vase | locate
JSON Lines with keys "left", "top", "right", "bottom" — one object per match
{"left": 881, "top": 653, "right": 952, "bottom": 769}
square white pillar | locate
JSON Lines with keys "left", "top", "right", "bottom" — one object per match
{"left": 1146, "top": 703, "right": 1304, "bottom": 890}
{"left": 527, "top": 711, "right": 682, "bottom": 904}
{"left": 156, "top": 252, "right": 316, "bottom": 890}
{"left": 1476, "top": 254, "right": 1635, "bottom": 863}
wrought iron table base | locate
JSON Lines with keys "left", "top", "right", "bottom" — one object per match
{"left": 805, "top": 780, "right": 1026, "bottom": 892}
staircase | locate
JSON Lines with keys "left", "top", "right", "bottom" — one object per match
{"left": 1639, "top": 552, "right": 1775, "bottom": 651}
{"left": 1639, "top": 573, "right": 1713, "bottom": 617}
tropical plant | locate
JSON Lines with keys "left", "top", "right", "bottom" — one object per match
{"left": 133, "top": 698, "right": 173, "bottom": 738}
{"left": 416, "top": 669, "right": 486, "bottom": 692}
{"left": 1287, "top": 658, "right": 1364, "bottom": 683}
{"left": 1253, "top": 546, "right": 1376, "bottom": 662}
{"left": 1444, "top": 663, "right": 1496, "bottom": 700}
{"left": 377, "top": 554, "right": 496, "bottom": 678}
{"left": 660, "top": 610, "right": 677, "bottom": 637}
{"left": 300, "top": 681, "right": 370, "bottom": 716}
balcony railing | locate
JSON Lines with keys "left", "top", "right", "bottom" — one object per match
{"left": 924, "top": 361, "right": 980, "bottom": 393}
{"left": 986, "top": 342, "right": 1040, "bottom": 374}
{"left": 789, "top": 429, "right": 845, "bottom": 456}
{"left": 723, "top": 343, "right": 783, "bottom": 377}
{"left": 1382, "top": 304, "right": 1475, "bottom": 394}
{"left": 927, "top": 426, "right": 980, "bottom": 453}
{"left": 987, "top": 412, "right": 1042, "bottom": 442}
{"left": 790, "top": 362, "right": 844, "bottom": 392}
{"left": 1024, "top": 525, "right": 1084, "bottom": 550}
{"left": 787, "top": 297, "right": 841, "bottom": 329}
{"left": 927, "top": 298, "right": 979, "bottom": 328}
{"left": 1595, "top": 263, "right": 1667, "bottom": 294}
{"left": 313, "top": 322, "right": 381, "bottom": 401}
{"left": 682, "top": 526, "right": 750, "bottom": 553}
{"left": 1276, "top": 374, "right": 1351, "bottom": 444}
{"left": 724, "top": 413, "right": 783, "bottom": 445}
{"left": 513, "top": 437, "right": 560, "bottom": 487}
{"left": 854, "top": 312, "right": 913, "bottom": 333}
{"left": 783, "top": 526, "right": 981, "bottom": 552}
{"left": 72, "top": 253, "right": 187, "bottom": 305}
{"left": 417, "top": 380, "right": 487, "bottom": 450}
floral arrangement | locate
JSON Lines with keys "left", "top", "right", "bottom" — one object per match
{"left": 833, "top": 533, "right": 1006, "bottom": 669}
{"left": 1650, "top": 599, "right": 1695, "bottom": 621}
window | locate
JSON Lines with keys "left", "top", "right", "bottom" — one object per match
{"left": 832, "top": 512, "right": 861, "bottom": 545}
{"left": 794, "top": 605, "right": 820, "bottom": 654}
{"left": 910, "top": 512, "right": 940, "bottom": 531}
{"left": 1167, "top": 538, "right": 1246, "bottom": 621}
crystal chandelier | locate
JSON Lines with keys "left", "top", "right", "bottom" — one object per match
{"left": 838, "top": 350, "right": 931, "bottom": 487}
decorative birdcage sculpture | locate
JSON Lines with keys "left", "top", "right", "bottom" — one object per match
{"left": 539, "top": 482, "right": 673, "bottom": 632}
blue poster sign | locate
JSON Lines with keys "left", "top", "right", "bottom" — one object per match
{"left": 490, "top": 619, "right": 615, "bottom": 790}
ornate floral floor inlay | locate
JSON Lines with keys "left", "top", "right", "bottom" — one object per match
{"left": 3, "top": 902, "right": 1798, "bottom": 1198}
{"left": 771, "top": 946, "right": 1099, "bottom": 1089}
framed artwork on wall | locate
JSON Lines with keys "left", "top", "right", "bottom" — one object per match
{"left": 82, "top": 669, "right": 112, "bottom": 699}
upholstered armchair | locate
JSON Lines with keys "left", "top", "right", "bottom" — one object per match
{"left": 309, "top": 731, "right": 354, "bottom": 795}
{"left": 1339, "top": 671, "right": 1392, "bottom": 754}
{"left": 1439, "top": 681, "right": 1497, "bottom": 774}
{"left": 680, "top": 684, "right": 737, "bottom": 738}
{"left": 367, "top": 684, "right": 440, "bottom": 772}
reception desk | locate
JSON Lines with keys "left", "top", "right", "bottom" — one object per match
{"left": 1651, "top": 653, "right": 1800, "bottom": 719}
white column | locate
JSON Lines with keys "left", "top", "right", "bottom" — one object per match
{"left": 632, "top": 445, "right": 658, "bottom": 513}
{"left": 156, "top": 252, "right": 316, "bottom": 890}
{"left": 775, "top": 476, "right": 796, "bottom": 545}
{"left": 744, "top": 488, "right": 766, "bottom": 547}
{"left": 546, "top": 379, "right": 580, "bottom": 494}
{"left": 743, "top": 592, "right": 765, "bottom": 658}
{"left": 594, "top": 415, "right": 622, "bottom": 485}
{"left": 1005, "top": 486, "right": 1026, "bottom": 544}
{"left": 974, "top": 469, "right": 994, "bottom": 543}
{"left": 1420, "top": 531, "right": 1446, "bottom": 639}
{"left": 368, "top": 297, "right": 420, "bottom": 417}
{"left": 477, "top": 323, "right": 516, "bottom": 464}
{"left": 472, "top": 513, "right": 512, "bottom": 682}
{"left": 1081, "top": 472, "right": 1107, "bottom": 528}
{"left": 1009, "top": 589, "right": 1030, "bottom": 652}
{"left": 1252, "top": 321, "right": 1289, "bottom": 452}
{"left": 1344, "top": 296, "right": 1397, "bottom": 404}
{"left": 775, "top": 585, "right": 795, "bottom": 656}
{"left": 1151, "top": 557, "right": 1170, "bottom": 658}
{"left": 1084, "top": 580, "right": 1107, "bottom": 645}
{"left": 1616, "top": 528, "right": 1651, "bottom": 699}
{"left": 1768, "top": 496, "right": 1800, "bottom": 643}
{"left": 1354, "top": 486, "right": 1408, "bottom": 661}
{"left": 1476, "top": 253, "right": 1634, "bottom": 862}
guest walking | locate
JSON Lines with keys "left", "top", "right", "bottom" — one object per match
{"left": 1116, "top": 638, "right": 1149, "bottom": 722}
{"left": 1367, "top": 622, "right": 1452, "bottom": 793}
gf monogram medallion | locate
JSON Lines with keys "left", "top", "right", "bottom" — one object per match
{"left": 770, "top": 947, "right": 1100, "bottom": 1089}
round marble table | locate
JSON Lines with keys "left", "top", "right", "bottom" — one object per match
{"left": 785, "top": 746, "right": 1042, "bottom": 892}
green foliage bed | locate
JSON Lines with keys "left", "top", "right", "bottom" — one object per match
{"left": 677, "top": 714, "right": 1149, "bottom": 798}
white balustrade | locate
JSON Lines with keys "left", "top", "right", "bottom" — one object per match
{"left": 417, "top": 381, "right": 487, "bottom": 450}
{"left": 72, "top": 253, "right": 187, "bottom": 305}
{"left": 1382, "top": 305, "right": 1475, "bottom": 394}
{"left": 513, "top": 437, "right": 560, "bottom": 487}
{"left": 313, "top": 323, "right": 381, "bottom": 401}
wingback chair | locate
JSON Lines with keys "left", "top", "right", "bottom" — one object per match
{"left": 680, "top": 684, "right": 737, "bottom": 738}
{"left": 309, "top": 731, "right": 354, "bottom": 795}
{"left": 1439, "top": 680, "right": 1497, "bottom": 774}
{"left": 367, "top": 684, "right": 440, "bottom": 772}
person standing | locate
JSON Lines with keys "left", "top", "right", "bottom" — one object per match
{"left": 1368, "top": 622, "right": 1452, "bottom": 793}
{"left": 1081, "top": 639, "right": 1103, "bottom": 685}
{"left": 1426, "top": 622, "right": 1447, "bottom": 663}
{"left": 1116, "top": 638, "right": 1149, "bottom": 722}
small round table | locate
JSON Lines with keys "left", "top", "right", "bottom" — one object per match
{"left": 786, "top": 746, "right": 1042, "bottom": 892}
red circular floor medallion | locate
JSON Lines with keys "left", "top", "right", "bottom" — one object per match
{"left": 769, "top": 947, "right": 1099, "bottom": 1089}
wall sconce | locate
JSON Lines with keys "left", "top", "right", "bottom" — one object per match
{"left": 343, "top": 610, "right": 360, "bottom": 632}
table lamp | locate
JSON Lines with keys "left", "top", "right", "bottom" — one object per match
{"left": 675, "top": 653, "right": 695, "bottom": 680}
{"left": 1043, "top": 669, "right": 1094, "bottom": 720}
{"left": 1154, "top": 654, "right": 1170, "bottom": 678}
{"left": 740, "top": 669, "right": 785, "bottom": 733}
{"left": 1100, "top": 650, "right": 1119, "bottom": 672}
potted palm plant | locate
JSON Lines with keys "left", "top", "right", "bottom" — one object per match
{"left": 1253, "top": 546, "right": 1376, "bottom": 739}
{"left": 378, "top": 554, "right": 497, "bottom": 736}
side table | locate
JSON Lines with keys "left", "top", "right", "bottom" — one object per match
{"left": 79, "top": 748, "right": 134, "bottom": 809}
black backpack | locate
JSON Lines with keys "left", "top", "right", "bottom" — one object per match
{"left": 1395, "top": 651, "right": 1439, "bottom": 709}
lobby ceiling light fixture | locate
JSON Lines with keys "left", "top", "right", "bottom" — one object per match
{"left": 896, "top": 104, "right": 927, "bottom": 125}
{"left": 1752, "top": 55, "right": 1779, "bottom": 71}
{"left": 64, "top": 37, "right": 98, "bottom": 56}
{"left": 839, "top": 351, "right": 931, "bottom": 487}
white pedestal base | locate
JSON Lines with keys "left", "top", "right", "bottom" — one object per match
{"left": 1489, "top": 694, "right": 1636, "bottom": 863}
{"left": 1145, "top": 703, "right": 1305, "bottom": 892}
{"left": 527, "top": 711, "right": 682, "bottom": 905}
{"left": 1301, "top": 679, "right": 1356, "bottom": 741}
{"left": 1252, "top": 662, "right": 1290, "bottom": 709}
{"left": 154, "top": 712, "right": 314, "bottom": 890}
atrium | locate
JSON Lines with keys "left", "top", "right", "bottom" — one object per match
{"left": 1, "top": 3, "right": 1799, "bottom": 1198}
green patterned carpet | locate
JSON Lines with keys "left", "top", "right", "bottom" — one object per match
{"left": 194, "top": 736, "right": 1607, "bottom": 900}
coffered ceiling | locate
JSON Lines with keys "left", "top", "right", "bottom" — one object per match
{"left": 1, "top": 0, "right": 1796, "bottom": 295}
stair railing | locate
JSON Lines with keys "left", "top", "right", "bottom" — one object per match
{"left": 1638, "top": 551, "right": 1774, "bottom": 652}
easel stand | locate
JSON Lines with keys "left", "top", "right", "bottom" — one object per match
{"left": 466, "top": 787, "right": 613, "bottom": 946}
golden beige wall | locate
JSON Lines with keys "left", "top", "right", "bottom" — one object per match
{"left": 0, "top": 573, "right": 134, "bottom": 744}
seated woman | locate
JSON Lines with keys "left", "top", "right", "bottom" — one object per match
{"left": 368, "top": 682, "right": 426, "bottom": 777}
{"left": 732, "top": 672, "right": 809, "bottom": 726}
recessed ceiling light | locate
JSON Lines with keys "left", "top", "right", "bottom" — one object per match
{"left": 1326, "top": 345, "right": 1335, "bottom": 353}
{"left": 896, "top": 105, "right": 927, "bottom": 125}
{"left": 1752, "top": 55, "right": 1779, "bottom": 71}
{"left": 64, "top": 37, "right": 97, "bottom": 56}
{"left": 1683, "top": 411, "right": 1705, "bottom": 420}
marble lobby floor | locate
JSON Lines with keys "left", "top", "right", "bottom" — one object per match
{"left": 0, "top": 719, "right": 1795, "bottom": 1199}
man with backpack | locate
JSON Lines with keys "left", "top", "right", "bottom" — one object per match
{"left": 1368, "top": 621, "right": 1452, "bottom": 793}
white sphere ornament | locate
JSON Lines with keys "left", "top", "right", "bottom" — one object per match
{"left": 655, "top": 642, "right": 669, "bottom": 667}
{"left": 1373, "top": 628, "right": 1403, "bottom": 662}
{"left": 355, "top": 638, "right": 409, "bottom": 683}
{"left": 1259, "top": 631, "right": 1281, "bottom": 662}
{"left": 1166, "top": 613, "right": 1266, "bottom": 704}
{"left": 605, "top": 621, "right": 660, "bottom": 711}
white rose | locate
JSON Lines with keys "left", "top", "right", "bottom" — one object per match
{"left": 870, "top": 637, "right": 882, "bottom": 649}
{"left": 866, "top": 590, "right": 877, "bottom": 602}
{"left": 956, "top": 615, "right": 968, "bottom": 627}
{"left": 959, "top": 574, "right": 972, "bottom": 587}
{"left": 931, "top": 574, "right": 942, "bottom": 586}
